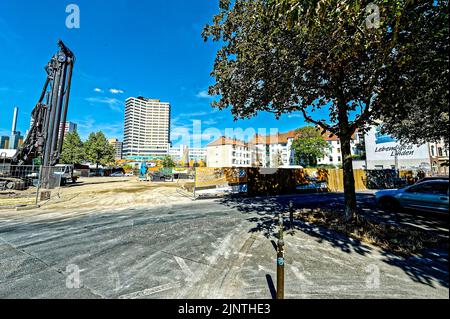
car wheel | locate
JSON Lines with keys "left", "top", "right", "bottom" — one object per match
{"left": 5, "top": 181, "right": 15, "bottom": 190}
{"left": 379, "top": 197, "right": 400, "bottom": 212}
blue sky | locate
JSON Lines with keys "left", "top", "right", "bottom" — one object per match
{"left": 0, "top": 0, "right": 308, "bottom": 147}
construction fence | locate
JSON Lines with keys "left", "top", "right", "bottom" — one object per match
{"left": 0, "top": 165, "right": 63, "bottom": 209}
{"left": 192, "top": 167, "right": 417, "bottom": 198}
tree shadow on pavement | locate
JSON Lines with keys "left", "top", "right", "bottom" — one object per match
{"left": 221, "top": 196, "right": 372, "bottom": 256}
{"left": 217, "top": 194, "right": 449, "bottom": 289}
{"left": 382, "top": 249, "right": 449, "bottom": 289}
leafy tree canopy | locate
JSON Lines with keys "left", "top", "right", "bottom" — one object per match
{"left": 60, "top": 131, "right": 85, "bottom": 164}
{"left": 162, "top": 155, "right": 176, "bottom": 169}
{"left": 292, "top": 126, "right": 331, "bottom": 167}
{"left": 203, "top": 0, "right": 448, "bottom": 220}
{"left": 84, "top": 132, "right": 115, "bottom": 168}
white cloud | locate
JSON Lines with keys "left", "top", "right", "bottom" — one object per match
{"left": 85, "top": 97, "right": 123, "bottom": 112}
{"left": 178, "top": 111, "right": 209, "bottom": 117}
{"left": 196, "top": 90, "right": 211, "bottom": 98}
{"left": 287, "top": 113, "right": 303, "bottom": 119}
{"left": 75, "top": 117, "right": 124, "bottom": 141}
{"left": 202, "top": 119, "right": 218, "bottom": 126}
{"left": 94, "top": 88, "right": 103, "bottom": 93}
{"left": 170, "top": 120, "right": 222, "bottom": 148}
{"left": 109, "top": 88, "right": 124, "bottom": 94}
{"left": 178, "top": 108, "right": 219, "bottom": 118}
{"left": 0, "top": 87, "right": 24, "bottom": 94}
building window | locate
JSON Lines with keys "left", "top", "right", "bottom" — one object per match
{"left": 338, "top": 156, "right": 341, "bottom": 162}
{"left": 438, "top": 147, "right": 443, "bottom": 157}
{"left": 329, "top": 156, "right": 333, "bottom": 162}
{"left": 431, "top": 145, "right": 435, "bottom": 157}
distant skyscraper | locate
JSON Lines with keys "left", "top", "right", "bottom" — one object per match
{"left": 59, "top": 122, "right": 77, "bottom": 139}
{"left": 0, "top": 136, "right": 10, "bottom": 149}
{"left": 9, "top": 106, "right": 23, "bottom": 150}
{"left": 123, "top": 97, "right": 171, "bottom": 160}
{"left": 11, "top": 106, "right": 18, "bottom": 134}
{"left": 9, "top": 133, "right": 23, "bottom": 150}
{"left": 108, "top": 138, "right": 123, "bottom": 160}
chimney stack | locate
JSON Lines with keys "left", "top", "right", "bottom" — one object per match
{"left": 11, "top": 106, "right": 18, "bottom": 134}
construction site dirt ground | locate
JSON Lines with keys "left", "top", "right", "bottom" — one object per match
{"left": 0, "top": 177, "right": 194, "bottom": 215}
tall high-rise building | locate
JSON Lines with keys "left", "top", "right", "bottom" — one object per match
{"left": 123, "top": 97, "right": 171, "bottom": 160}
{"left": 0, "top": 136, "right": 10, "bottom": 149}
{"left": 9, "top": 133, "right": 23, "bottom": 150}
{"left": 9, "top": 106, "right": 23, "bottom": 150}
{"left": 11, "top": 106, "right": 18, "bottom": 134}
{"left": 59, "top": 122, "right": 77, "bottom": 139}
{"left": 108, "top": 138, "right": 123, "bottom": 160}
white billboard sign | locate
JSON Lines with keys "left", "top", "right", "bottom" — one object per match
{"left": 365, "top": 126, "right": 429, "bottom": 160}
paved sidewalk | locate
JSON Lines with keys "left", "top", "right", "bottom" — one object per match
{"left": 0, "top": 198, "right": 448, "bottom": 299}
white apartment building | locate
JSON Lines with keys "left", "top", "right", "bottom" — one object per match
{"left": 250, "top": 131, "right": 296, "bottom": 167}
{"left": 169, "top": 145, "right": 207, "bottom": 163}
{"left": 189, "top": 147, "right": 207, "bottom": 162}
{"left": 206, "top": 128, "right": 365, "bottom": 169}
{"left": 169, "top": 145, "right": 186, "bottom": 161}
{"left": 123, "top": 97, "right": 171, "bottom": 160}
{"left": 206, "top": 137, "right": 251, "bottom": 168}
{"left": 317, "top": 132, "right": 362, "bottom": 167}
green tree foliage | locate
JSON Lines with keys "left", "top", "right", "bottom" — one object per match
{"left": 292, "top": 127, "right": 331, "bottom": 167}
{"left": 162, "top": 155, "right": 176, "bottom": 169}
{"left": 203, "top": 0, "right": 447, "bottom": 221}
{"left": 60, "top": 131, "right": 85, "bottom": 164}
{"left": 376, "top": 1, "right": 449, "bottom": 146}
{"left": 84, "top": 132, "right": 115, "bottom": 168}
{"left": 122, "top": 164, "right": 133, "bottom": 172}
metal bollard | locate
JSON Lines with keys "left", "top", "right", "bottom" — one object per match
{"left": 276, "top": 213, "right": 285, "bottom": 299}
{"left": 289, "top": 200, "right": 294, "bottom": 229}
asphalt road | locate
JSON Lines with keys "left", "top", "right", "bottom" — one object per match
{"left": 0, "top": 193, "right": 448, "bottom": 299}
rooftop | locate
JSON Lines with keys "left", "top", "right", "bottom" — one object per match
{"left": 207, "top": 136, "right": 248, "bottom": 147}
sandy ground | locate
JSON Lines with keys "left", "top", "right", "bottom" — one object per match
{"left": 0, "top": 177, "right": 194, "bottom": 215}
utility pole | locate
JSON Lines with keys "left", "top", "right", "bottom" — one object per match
{"left": 276, "top": 213, "right": 285, "bottom": 299}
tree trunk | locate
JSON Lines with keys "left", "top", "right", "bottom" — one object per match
{"left": 340, "top": 135, "right": 357, "bottom": 222}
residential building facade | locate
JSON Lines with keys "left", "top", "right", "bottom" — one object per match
{"left": 189, "top": 147, "right": 207, "bottom": 162}
{"left": 206, "top": 137, "right": 251, "bottom": 168}
{"left": 108, "top": 138, "right": 123, "bottom": 160}
{"left": 249, "top": 131, "right": 296, "bottom": 167}
{"left": 317, "top": 132, "right": 363, "bottom": 167}
{"left": 429, "top": 140, "right": 449, "bottom": 175}
{"left": 169, "top": 145, "right": 207, "bottom": 164}
{"left": 207, "top": 128, "right": 364, "bottom": 168}
{"left": 123, "top": 97, "right": 171, "bottom": 160}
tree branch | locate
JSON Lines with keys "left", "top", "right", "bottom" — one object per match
{"left": 300, "top": 108, "right": 335, "bottom": 133}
